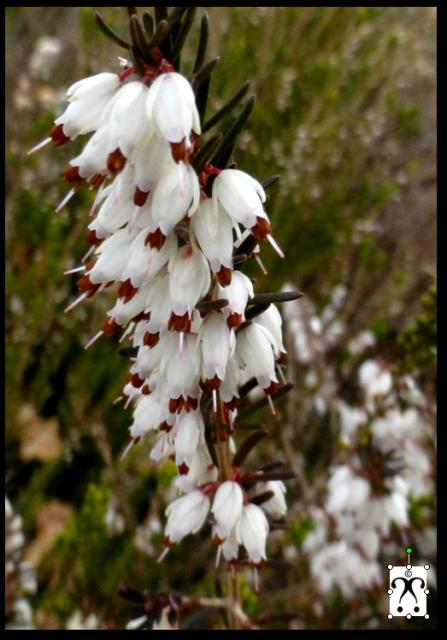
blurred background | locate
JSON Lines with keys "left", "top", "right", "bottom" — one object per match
{"left": 5, "top": 7, "right": 436, "bottom": 630}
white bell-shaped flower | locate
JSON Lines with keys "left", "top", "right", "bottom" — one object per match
{"left": 191, "top": 198, "right": 233, "bottom": 281}
{"left": 253, "top": 305, "right": 286, "bottom": 357}
{"left": 168, "top": 244, "right": 211, "bottom": 317}
{"left": 174, "top": 410, "right": 204, "bottom": 467}
{"left": 179, "top": 444, "right": 218, "bottom": 493}
{"left": 55, "top": 72, "right": 121, "bottom": 139}
{"left": 122, "top": 228, "right": 177, "bottom": 289}
{"left": 236, "top": 322, "right": 278, "bottom": 390}
{"left": 213, "top": 169, "right": 269, "bottom": 234}
{"left": 219, "top": 354, "right": 241, "bottom": 407}
{"left": 151, "top": 161, "right": 200, "bottom": 238}
{"left": 160, "top": 333, "right": 201, "bottom": 401}
{"left": 217, "top": 271, "right": 254, "bottom": 328}
{"left": 251, "top": 481, "right": 287, "bottom": 519}
{"left": 133, "top": 134, "right": 173, "bottom": 193}
{"left": 88, "top": 165, "right": 137, "bottom": 239}
{"left": 164, "top": 490, "right": 210, "bottom": 546}
{"left": 89, "top": 229, "right": 137, "bottom": 284}
{"left": 69, "top": 120, "right": 111, "bottom": 181}
{"left": 129, "top": 392, "right": 166, "bottom": 439}
{"left": 212, "top": 481, "right": 244, "bottom": 541}
{"left": 240, "top": 503, "right": 269, "bottom": 567}
{"left": 150, "top": 431, "right": 175, "bottom": 463}
{"left": 105, "top": 280, "right": 153, "bottom": 328}
{"left": 199, "top": 312, "right": 231, "bottom": 383}
{"left": 221, "top": 521, "right": 241, "bottom": 562}
{"left": 146, "top": 72, "right": 201, "bottom": 145}
{"left": 108, "top": 82, "right": 151, "bottom": 159}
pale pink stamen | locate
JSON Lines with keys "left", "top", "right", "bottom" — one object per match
{"left": 229, "top": 328, "right": 235, "bottom": 350}
{"left": 124, "top": 387, "right": 137, "bottom": 409}
{"left": 114, "top": 172, "right": 123, "bottom": 204}
{"left": 278, "top": 365, "right": 287, "bottom": 385}
{"left": 112, "top": 395, "right": 124, "bottom": 405}
{"left": 27, "top": 137, "right": 52, "bottom": 155}
{"left": 254, "top": 567, "right": 259, "bottom": 592}
{"left": 144, "top": 256, "right": 153, "bottom": 278}
{"left": 119, "top": 323, "right": 134, "bottom": 343}
{"left": 120, "top": 439, "right": 134, "bottom": 461}
{"left": 178, "top": 163, "right": 184, "bottom": 198}
{"left": 229, "top": 412, "right": 234, "bottom": 431}
{"left": 89, "top": 180, "right": 106, "bottom": 217}
{"left": 267, "top": 394, "right": 276, "bottom": 415}
{"left": 179, "top": 332, "right": 184, "bottom": 359}
{"left": 255, "top": 254, "right": 268, "bottom": 275}
{"left": 64, "top": 292, "right": 87, "bottom": 313}
{"left": 84, "top": 330, "right": 104, "bottom": 350}
{"left": 128, "top": 205, "right": 140, "bottom": 233}
{"left": 266, "top": 234, "right": 284, "bottom": 258}
{"left": 55, "top": 188, "right": 76, "bottom": 213}
{"left": 157, "top": 547, "right": 170, "bottom": 564}
{"left": 64, "top": 265, "right": 86, "bottom": 275}
{"left": 81, "top": 244, "right": 96, "bottom": 262}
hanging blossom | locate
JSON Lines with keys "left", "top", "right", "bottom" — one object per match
{"left": 29, "top": 7, "right": 300, "bottom": 583}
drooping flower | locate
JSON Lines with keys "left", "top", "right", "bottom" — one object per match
{"left": 146, "top": 72, "right": 201, "bottom": 146}
{"left": 163, "top": 490, "right": 210, "bottom": 546}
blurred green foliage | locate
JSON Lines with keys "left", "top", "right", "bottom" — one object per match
{"left": 397, "top": 282, "right": 437, "bottom": 372}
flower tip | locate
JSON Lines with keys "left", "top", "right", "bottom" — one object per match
{"left": 266, "top": 235, "right": 284, "bottom": 258}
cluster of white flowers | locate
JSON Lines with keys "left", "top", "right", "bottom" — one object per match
{"left": 283, "top": 289, "right": 435, "bottom": 599}
{"left": 5, "top": 497, "right": 37, "bottom": 631}
{"left": 30, "top": 38, "right": 289, "bottom": 571}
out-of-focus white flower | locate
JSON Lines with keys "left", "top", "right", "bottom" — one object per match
{"left": 311, "top": 540, "right": 381, "bottom": 598}
{"left": 251, "top": 480, "right": 287, "bottom": 518}
{"left": 326, "top": 465, "right": 370, "bottom": 513}
{"left": 359, "top": 359, "right": 393, "bottom": 400}
{"left": 164, "top": 490, "right": 210, "bottom": 545}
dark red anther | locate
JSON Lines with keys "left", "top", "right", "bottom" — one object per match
{"left": 49, "top": 123, "right": 70, "bottom": 147}
{"left": 145, "top": 228, "right": 166, "bottom": 250}
{"left": 85, "top": 229, "right": 103, "bottom": 247}
{"left": 143, "top": 331, "right": 160, "bottom": 348}
{"left": 263, "top": 380, "right": 279, "bottom": 395}
{"left": 251, "top": 217, "right": 272, "bottom": 242}
{"left": 107, "top": 148, "right": 127, "bottom": 173}
{"left": 134, "top": 187, "right": 150, "bottom": 207}
{"left": 102, "top": 317, "right": 120, "bottom": 335}
{"left": 217, "top": 265, "right": 232, "bottom": 287}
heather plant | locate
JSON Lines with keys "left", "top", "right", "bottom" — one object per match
{"left": 28, "top": 6, "right": 300, "bottom": 629}
{"left": 7, "top": 6, "right": 436, "bottom": 631}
